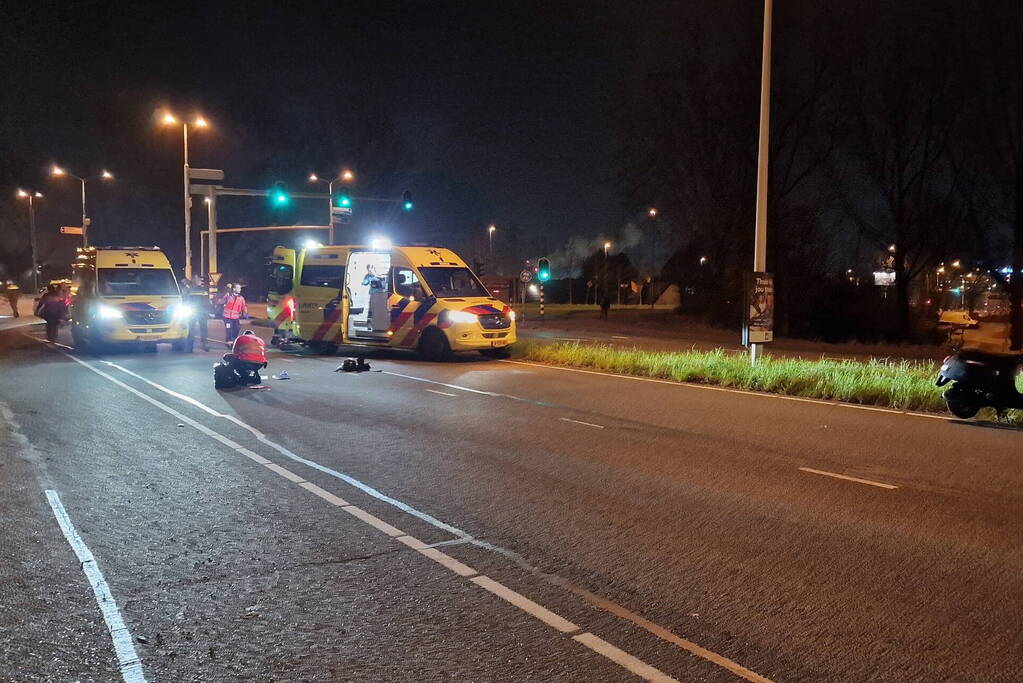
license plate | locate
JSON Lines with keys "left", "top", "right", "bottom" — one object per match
{"left": 137, "top": 335, "right": 159, "bottom": 341}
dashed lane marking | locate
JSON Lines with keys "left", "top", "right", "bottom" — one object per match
{"left": 43, "top": 347, "right": 685, "bottom": 682}
{"left": 39, "top": 345, "right": 770, "bottom": 682}
{"left": 559, "top": 417, "right": 605, "bottom": 429}
{"left": 425, "top": 388, "right": 457, "bottom": 397}
{"left": 798, "top": 467, "right": 898, "bottom": 490}
{"left": 45, "top": 490, "right": 146, "bottom": 683}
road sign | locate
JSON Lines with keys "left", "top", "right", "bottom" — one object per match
{"left": 60, "top": 226, "right": 83, "bottom": 235}
{"left": 743, "top": 272, "right": 774, "bottom": 345}
{"left": 519, "top": 270, "right": 532, "bottom": 283}
{"left": 188, "top": 168, "right": 225, "bottom": 181}
{"left": 330, "top": 206, "right": 353, "bottom": 216}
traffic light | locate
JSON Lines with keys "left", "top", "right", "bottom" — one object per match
{"left": 336, "top": 191, "right": 352, "bottom": 208}
{"left": 537, "top": 257, "right": 551, "bottom": 282}
{"left": 270, "top": 184, "right": 289, "bottom": 206}
{"left": 402, "top": 190, "right": 413, "bottom": 211}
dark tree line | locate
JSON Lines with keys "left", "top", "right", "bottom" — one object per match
{"left": 614, "top": 1, "right": 1023, "bottom": 346}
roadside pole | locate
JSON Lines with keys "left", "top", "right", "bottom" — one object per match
{"left": 540, "top": 283, "right": 545, "bottom": 324}
{"left": 750, "top": 0, "right": 772, "bottom": 366}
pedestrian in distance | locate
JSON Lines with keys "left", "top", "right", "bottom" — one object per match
{"left": 4, "top": 280, "right": 21, "bottom": 318}
{"left": 219, "top": 283, "right": 248, "bottom": 343}
{"left": 34, "top": 283, "right": 67, "bottom": 342}
{"left": 187, "top": 274, "right": 211, "bottom": 352}
{"left": 599, "top": 292, "right": 611, "bottom": 320}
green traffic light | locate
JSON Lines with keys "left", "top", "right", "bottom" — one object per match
{"left": 274, "top": 192, "right": 288, "bottom": 204}
{"left": 403, "top": 201, "right": 413, "bottom": 211}
{"left": 537, "top": 257, "right": 551, "bottom": 281}
{"left": 338, "top": 195, "right": 351, "bottom": 207}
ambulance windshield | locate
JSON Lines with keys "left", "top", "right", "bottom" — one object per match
{"left": 419, "top": 267, "right": 487, "bottom": 298}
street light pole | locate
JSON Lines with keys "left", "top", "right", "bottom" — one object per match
{"left": 750, "top": 0, "right": 772, "bottom": 366}
{"left": 16, "top": 190, "right": 42, "bottom": 293}
{"left": 182, "top": 121, "right": 192, "bottom": 280}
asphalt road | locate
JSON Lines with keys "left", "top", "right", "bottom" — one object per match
{"left": 2, "top": 322, "right": 1022, "bottom": 681}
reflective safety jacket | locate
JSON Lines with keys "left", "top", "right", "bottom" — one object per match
{"left": 231, "top": 332, "right": 266, "bottom": 363}
{"left": 221, "top": 294, "right": 247, "bottom": 320}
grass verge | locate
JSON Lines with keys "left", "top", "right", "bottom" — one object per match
{"left": 513, "top": 340, "right": 1023, "bottom": 422}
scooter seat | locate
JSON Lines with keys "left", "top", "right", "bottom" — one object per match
{"left": 957, "top": 347, "right": 1023, "bottom": 370}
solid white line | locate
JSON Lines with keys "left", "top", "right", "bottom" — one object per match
{"left": 47, "top": 348, "right": 766, "bottom": 682}
{"left": 417, "top": 547, "right": 479, "bottom": 577}
{"left": 44, "top": 490, "right": 146, "bottom": 683}
{"left": 559, "top": 417, "right": 605, "bottom": 429}
{"left": 425, "top": 388, "right": 457, "bottom": 397}
{"left": 610, "top": 335, "right": 631, "bottom": 340}
{"left": 471, "top": 576, "right": 580, "bottom": 634}
{"left": 798, "top": 467, "right": 898, "bottom": 490}
{"left": 501, "top": 359, "right": 949, "bottom": 421}
{"left": 574, "top": 632, "right": 678, "bottom": 683}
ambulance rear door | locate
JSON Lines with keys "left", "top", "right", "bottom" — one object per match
{"left": 267, "top": 247, "right": 296, "bottom": 332}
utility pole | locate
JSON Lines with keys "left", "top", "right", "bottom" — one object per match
{"left": 182, "top": 121, "right": 192, "bottom": 280}
{"left": 750, "top": 0, "right": 772, "bottom": 366}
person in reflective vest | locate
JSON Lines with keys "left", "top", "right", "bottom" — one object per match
{"left": 219, "top": 283, "right": 248, "bottom": 342}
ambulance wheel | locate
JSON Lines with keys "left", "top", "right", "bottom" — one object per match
{"left": 420, "top": 328, "right": 452, "bottom": 362}
{"left": 214, "top": 363, "right": 236, "bottom": 389}
{"left": 480, "top": 346, "right": 511, "bottom": 360}
{"left": 172, "top": 337, "right": 194, "bottom": 353}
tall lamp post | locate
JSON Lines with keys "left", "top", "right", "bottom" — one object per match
{"left": 488, "top": 224, "right": 496, "bottom": 255}
{"left": 50, "top": 166, "right": 113, "bottom": 247}
{"left": 160, "top": 112, "right": 209, "bottom": 280}
{"left": 15, "top": 189, "right": 42, "bottom": 293}
{"left": 603, "top": 241, "right": 612, "bottom": 300}
{"left": 750, "top": 0, "right": 773, "bottom": 365}
{"left": 309, "top": 169, "right": 355, "bottom": 245}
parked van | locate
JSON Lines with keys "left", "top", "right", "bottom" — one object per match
{"left": 69, "top": 246, "right": 193, "bottom": 351}
{"left": 267, "top": 243, "right": 516, "bottom": 359}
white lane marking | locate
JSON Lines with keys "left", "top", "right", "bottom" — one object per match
{"left": 471, "top": 576, "right": 580, "bottom": 634}
{"left": 383, "top": 370, "right": 533, "bottom": 403}
{"left": 299, "top": 482, "right": 350, "bottom": 506}
{"left": 45, "top": 490, "right": 146, "bottom": 683}
{"left": 46, "top": 355, "right": 682, "bottom": 681}
{"left": 425, "top": 388, "right": 457, "bottom": 397}
{"left": 263, "top": 462, "right": 306, "bottom": 483}
{"left": 51, "top": 351, "right": 767, "bottom": 682}
{"left": 342, "top": 505, "right": 407, "bottom": 537}
{"left": 501, "top": 359, "right": 949, "bottom": 421}
{"left": 559, "top": 417, "right": 605, "bottom": 429}
{"left": 574, "top": 632, "right": 678, "bottom": 683}
{"left": 236, "top": 447, "right": 271, "bottom": 465}
{"left": 798, "top": 467, "right": 898, "bottom": 490}
{"left": 417, "top": 547, "right": 479, "bottom": 577}
{"left": 610, "top": 335, "right": 631, "bottom": 340}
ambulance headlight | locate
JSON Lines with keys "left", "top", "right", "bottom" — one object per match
{"left": 508, "top": 310, "right": 516, "bottom": 321}
{"left": 97, "top": 304, "right": 123, "bottom": 319}
{"left": 448, "top": 310, "right": 479, "bottom": 324}
{"left": 171, "top": 303, "right": 194, "bottom": 320}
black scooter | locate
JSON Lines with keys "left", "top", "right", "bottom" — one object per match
{"left": 936, "top": 348, "right": 1023, "bottom": 418}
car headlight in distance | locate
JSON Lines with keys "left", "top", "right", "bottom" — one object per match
{"left": 171, "top": 303, "right": 195, "bottom": 320}
{"left": 448, "top": 310, "right": 479, "bottom": 324}
{"left": 97, "top": 304, "right": 123, "bottom": 319}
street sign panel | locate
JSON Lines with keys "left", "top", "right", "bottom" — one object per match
{"left": 188, "top": 184, "right": 218, "bottom": 196}
{"left": 519, "top": 270, "right": 532, "bottom": 283}
{"left": 330, "top": 207, "right": 353, "bottom": 216}
{"left": 743, "top": 272, "right": 774, "bottom": 345}
{"left": 188, "top": 168, "right": 225, "bottom": 181}
{"left": 60, "top": 226, "right": 83, "bottom": 235}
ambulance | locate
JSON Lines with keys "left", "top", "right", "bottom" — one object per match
{"left": 69, "top": 246, "right": 193, "bottom": 351}
{"left": 267, "top": 243, "right": 516, "bottom": 359}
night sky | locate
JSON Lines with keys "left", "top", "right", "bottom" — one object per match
{"left": 1, "top": 1, "right": 649, "bottom": 280}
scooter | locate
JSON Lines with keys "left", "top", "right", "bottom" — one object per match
{"left": 936, "top": 348, "right": 1023, "bottom": 418}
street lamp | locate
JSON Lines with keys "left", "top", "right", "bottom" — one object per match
{"left": 488, "top": 224, "right": 496, "bottom": 255}
{"left": 308, "top": 169, "right": 355, "bottom": 245}
{"left": 648, "top": 208, "right": 658, "bottom": 217}
{"left": 160, "top": 110, "right": 209, "bottom": 280}
{"left": 603, "top": 241, "right": 612, "bottom": 299}
{"left": 750, "top": 0, "right": 773, "bottom": 366}
{"left": 50, "top": 165, "right": 114, "bottom": 247}
{"left": 15, "top": 189, "right": 43, "bottom": 293}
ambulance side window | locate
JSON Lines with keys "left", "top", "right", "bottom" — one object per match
{"left": 393, "top": 268, "right": 422, "bottom": 299}
{"left": 269, "top": 264, "right": 293, "bottom": 295}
